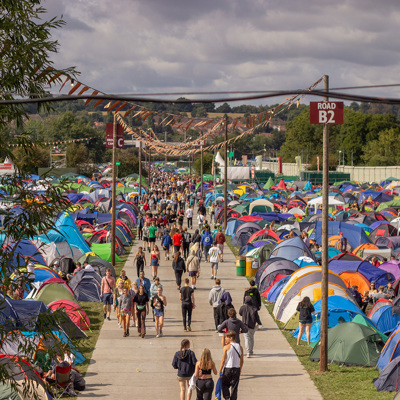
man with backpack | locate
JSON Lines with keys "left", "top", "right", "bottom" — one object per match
{"left": 162, "top": 230, "right": 173, "bottom": 261}
{"left": 182, "top": 228, "right": 191, "bottom": 260}
{"left": 243, "top": 280, "right": 263, "bottom": 328}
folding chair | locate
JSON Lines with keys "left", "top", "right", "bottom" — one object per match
{"left": 53, "top": 364, "right": 75, "bottom": 398}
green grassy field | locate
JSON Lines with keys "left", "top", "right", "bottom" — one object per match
{"left": 226, "top": 240, "right": 392, "bottom": 400}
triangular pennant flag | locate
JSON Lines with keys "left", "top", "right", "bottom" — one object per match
{"left": 85, "top": 90, "right": 99, "bottom": 105}
{"left": 68, "top": 82, "right": 82, "bottom": 95}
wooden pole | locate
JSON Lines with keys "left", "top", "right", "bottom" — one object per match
{"left": 200, "top": 144, "right": 204, "bottom": 200}
{"left": 139, "top": 141, "right": 142, "bottom": 203}
{"left": 320, "top": 74, "right": 329, "bottom": 372}
{"left": 224, "top": 115, "right": 228, "bottom": 230}
{"left": 111, "top": 113, "right": 117, "bottom": 266}
{"left": 148, "top": 148, "right": 152, "bottom": 186}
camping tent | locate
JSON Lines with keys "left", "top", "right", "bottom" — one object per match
{"left": 48, "top": 299, "right": 91, "bottom": 331}
{"left": 310, "top": 322, "right": 384, "bottom": 366}
{"left": 270, "top": 237, "right": 315, "bottom": 262}
{"left": 377, "top": 327, "right": 400, "bottom": 372}
{"left": 68, "top": 269, "right": 102, "bottom": 302}
{"left": 34, "top": 282, "right": 75, "bottom": 305}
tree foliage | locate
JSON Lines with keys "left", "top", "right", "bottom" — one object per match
{"left": 193, "top": 152, "right": 213, "bottom": 175}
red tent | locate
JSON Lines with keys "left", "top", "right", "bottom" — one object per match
{"left": 247, "top": 228, "right": 280, "bottom": 244}
{"left": 277, "top": 179, "right": 287, "bottom": 190}
{"left": 48, "top": 299, "right": 91, "bottom": 331}
{"left": 238, "top": 216, "right": 262, "bottom": 222}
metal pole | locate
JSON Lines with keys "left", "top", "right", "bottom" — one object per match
{"left": 139, "top": 141, "right": 142, "bottom": 203}
{"left": 189, "top": 154, "right": 192, "bottom": 175}
{"left": 111, "top": 113, "right": 117, "bottom": 266}
{"left": 320, "top": 74, "right": 329, "bottom": 373}
{"left": 224, "top": 115, "right": 228, "bottom": 230}
{"left": 200, "top": 145, "right": 204, "bottom": 200}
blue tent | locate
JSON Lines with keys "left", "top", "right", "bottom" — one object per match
{"left": 267, "top": 276, "right": 290, "bottom": 302}
{"left": 304, "top": 181, "right": 312, "bottom": 191}
{"left": 370, "top": 305, "right": 400, "bottom": 335}
{"left": 270, "top": 236, "right": 315, "bottom": 262}
{"left": 328, "top": 260, "right": 395, "bottom": 287}
{"left": 358, "top": 190, "right": 393, "bottom": 205}
{"left": 69, "top": 270, "right": 101, "bottom": 302}
{"left": 9, "top": 299, "right": 48, "bottom": 331}
{"left": 5, "top": 240, "right": 47, "bottom": 268}
{"left": 0, "top": 293, "right": 19, "bottom": 331}
{"left": 313, "top": 295, "right": 361, "bottom": 314}
{"left": 37, "top": 212, "right": 92, "bottom": 255}
{"left": 225, "top": 219, "right": 245, "bottom": 237}
{"left": 377, "top": 327, "right": 400, "bottom": 372}
{"left": 314, "top": 221, "right": 371, "bottom": 249}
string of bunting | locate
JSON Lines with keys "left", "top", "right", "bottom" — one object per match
{"left": 114, "top": 76, "right": 323, "bottom": 156}
{"left": 8, "top": 137, "right": 95, "bottom": 148}
{"left": 52, "top": 68, "right": 323, "bottom": 151}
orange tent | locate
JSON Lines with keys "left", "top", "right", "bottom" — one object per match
{"left": 339, "top": 271, "right": 370, "bottom": 295}
{"left": 353, "top": 243, "right": 378, "bottom": 258}
{"left": 328, "top": 235, "right": 353, "bottom": 252}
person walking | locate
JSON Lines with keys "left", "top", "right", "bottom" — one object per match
{"left": 172, "top": 251, "right": 186, "bottom": 290}
{"left": 153, "top": 286, "right": 167, "bottom": 338}
{"left": 142, "top": 222, "right": 150, "bottom": 252}
{"left": 130, "top": 281, "right": 138, "bottom": 327}
{"left": 218, "top": 308, "right": 248, "bottom": 347}
{"left": 243, "top": 280, "right": 263, "bottom": 327}
{"left": 133, "top": 247, "right": 147, "bottom": 278}
{"left": 194, "top": 348, "right": 218, "bottom": 400}
{"left": 201, "top": 229, "right": 213, "bottom": 262}
{"left": 117, "top": 287, "right": 133, "bottom": 337}
{"left": 100, "top": 268, "right": 115, "bottom": 320}
{"left": 216, "top": 292, "right": 234, "bottom": 328}
{"left": 209, "top": 279, "right": 225, "bottom": 331}
{"left": 219, "top": 331, "right": 244, "bottom": 400}
{"left": 148, "top": 221, "right": 157, "bottom": 250}
{"left": 150, "top": 277, "right": 163, "bottom": 322}
{"left": 182, "top": 228, "right": 192, "bottom": 260}
{"left": 187, "top": 249, "right": 200, "bottom": 290}
{"left": 239, "top": 296, "right": 262, "bottom": 358}
{"left": 133, "top": 285, "right": 150, "bottom": 338}
{"left": 214, "top": 228, "right": 226, "bottom": 262}
{"left": 136, "top": 271, "right": 151, "bottom": 297}
{"left": 116, "top": 270, "right": 131, "bottom": 289}
{"left": 186, "top": 205, "right": 193, "bottom": 229}
{"left": 208, "top": 242, "right": 221, "bottom": 280}
{"left": 197, "top": 213, "right": 205, "bottom": 231}
{"left": 162, "top": 229, "right": 173, "bottom": 261}
{"left": 296, "top": 296, "right": 315, "bottom": 345}
{"left": 150, "top": 244, "right": 160, "bottom": 280}
{"left": 173, "top": 229, "right": 183, "bottom": 254}
{"left": 113, "top": 280, "right": 126, "bottom": 328}
{"left": 172, "top": 339, "right": 197, "bottom": 400}
{"left": 137, "top": 214, "right": 144, "bottom": 240}
{"left": 180, "top": 278, "right": 195, "bottom": 332}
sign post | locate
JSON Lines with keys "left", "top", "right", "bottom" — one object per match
{"left": 310, "top": 83, "right": 344, "bottom": 372}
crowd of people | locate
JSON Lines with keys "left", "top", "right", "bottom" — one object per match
{"left": 96, "top": 170, "right": 264, "bottom": 399}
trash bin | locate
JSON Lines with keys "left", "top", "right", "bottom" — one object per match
{"left": 246, "top": 257, "right": 258, "bottom": 277}
{"left": 246, "top": 257, "right": 258, "bottom": 278}
{"left": 236, "top": 256, "right": 246, "bottom": 276}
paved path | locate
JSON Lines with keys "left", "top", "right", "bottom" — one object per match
{"left": 80, "top": 214, "right": 322, "bottom": 399}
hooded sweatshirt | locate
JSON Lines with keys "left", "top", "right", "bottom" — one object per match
{"left": 217, "top": 317, "right": 248, "bottom": 344}
{"left": 187, "top": 250, "right": 200, "bottom": 272}
{"left": 239, "top": 296, "right": 262, "bottom": 329}
{"left": 243, "top": 287, "right": 262, "bottom": 310}
{"left": 172, "top": 349, "right": 197, "bottom": 377}
{"left": 209, "top": 285, "right": 225, "bottom": 307}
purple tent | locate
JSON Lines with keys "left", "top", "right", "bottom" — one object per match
{"left": 378, "top": 261, "right": 400, "bottom": 280}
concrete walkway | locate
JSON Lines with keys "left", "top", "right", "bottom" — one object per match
{"left": 80, "top": 215, "right": 322, "bottom": 399}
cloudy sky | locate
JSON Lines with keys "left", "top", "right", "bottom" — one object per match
{"left": 45, "top": 0, "right": 400, "bottom": 105}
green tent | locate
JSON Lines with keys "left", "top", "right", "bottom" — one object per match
{"left": 310, "top": 322, "right": 384, "bottom": 366}
{"left": 232, "top": 203, "right": 250, "bottom": 215}
{"left": 258, "top": 242, "right": 277, "bottom": 266}
{"left": 263, "top": 177, "right": 275, "bottom": 190}
{"left": 35, "top": 283, "right": 75, "bottom": 304}
{"left": 90, "top": 243, "right": 122, "bottom": 263}
{"left": 283, "top": 311, "right": 299, "bottom": 330}
{"left": 351, "top": 314, "right": 387, "bottom": 342}
{"left": 377, "top": 199, "right": 400, "bottom": 211}
{"left": 116, "top": 187, "right": 137, "bottom": 195}
{"left": 67, "top": 182, "right": 91, "bottom": 193}
{"left": 256, "top": 220, "right": 270, "bottom": 229}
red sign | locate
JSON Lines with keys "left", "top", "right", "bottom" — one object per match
{"left": 106, "top": 123, "right": 125, "bottom": 149}
{"left": 251, "top": 165, "right": 255, "bottom": 179}
{"left": 310, "top": 102, "right": 344, "bottom": 125}
{"left": 0, "top": 163, "right": 13, "bottom": 170}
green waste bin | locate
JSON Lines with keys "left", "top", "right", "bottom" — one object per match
{"left": 236, "top": 256, "right": 246, "bottom": 276}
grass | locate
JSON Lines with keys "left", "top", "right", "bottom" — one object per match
{"left": 69, "top": 248, "right": 131, "bottom": 398}
{"left": 226, "top": 240, "right": 393, "bottom": 400}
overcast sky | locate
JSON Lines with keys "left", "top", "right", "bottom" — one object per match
{"left": 45, "top": 0, "right": 400, "bottom": 105}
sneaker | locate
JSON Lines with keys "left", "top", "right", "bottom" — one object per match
{"left": 142, "top": 333, "right": 146, "bottom": 338}
{"left": 258, "top": 325, "right": 263, "bottom": 330}
{"left": 210, "top": 275, "right": 214, "bottom": 279}
{"left": 103, "top": 313, "right": 106, "bottom": 319}
{"left": 214, "top": 276, "right": 217, "bottom": 280}
{"left": 118, "top": 323, "right": 122, "bottom": 328}
{"left": 107, "top": 316, "right": 111, "bottom": 321}
{"left": 247, "top": 353, "right": 251, "bottom": 358}
{"left": 187, "top": 326, "right": 191, "bottom": 332}
{"left": 138, "top": 333, "right": 142, "bottom": 337}
{"left": 156, "top": 334, "right": 160, "bottom": 338}
{"left": 123, "top": 332, "right": 127, "bottom": 337}
{"left": 184, "top": 328, "right": 188, "bottom": 332}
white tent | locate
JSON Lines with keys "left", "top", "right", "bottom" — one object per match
{"left": 307, "top": 196, "right": 344, "bottom": 213}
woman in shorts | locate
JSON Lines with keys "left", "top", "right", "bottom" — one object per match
{"left": 153, "top": 286, "right": 167, "bottom": 338}
{"left": 118, "top": 287, "right": 133, "bottom": 337}
{"left": 296, "top": 296, "right": 315, "bottom": 345}
{"left": 150, "top": 245, "right": 160, "bottom": 280}
{"left": 172, "top": 339, "right": 197, "bottom": 400}
{"left": 187, "top": 249, "right": 200, "bottom": 289}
